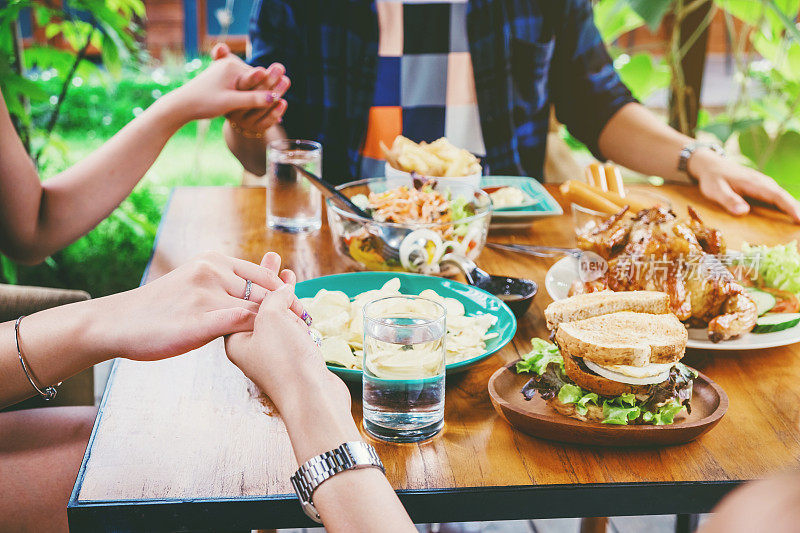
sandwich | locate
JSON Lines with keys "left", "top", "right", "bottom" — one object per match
{"left": 518, "top": 291, "right": 696, "bottom": 425}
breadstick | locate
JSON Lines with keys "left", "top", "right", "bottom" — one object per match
{"left": 560, "top": 180, "right": 623, "bottom": 214}
{"left": 604, "top": 165, "right": 625, "bottom": 198}
{"left": 569, "top": 179, "right": 653, "bottom": 212}
{"left": 585, "top": 163, "right": 607, "bottom": 191}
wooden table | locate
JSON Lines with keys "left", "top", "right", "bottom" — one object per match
{"left": 69, "top": 185, "right": 800, "bottom": 532}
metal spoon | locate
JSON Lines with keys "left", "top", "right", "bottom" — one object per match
{"left": 441, "top": 253, "right": 538, "bottom": 318}
{"left": 290, "top": 164, "right": 371, "bottom": 218}
{"left": 290, "top": 165, "right": 402, "bottom": 261}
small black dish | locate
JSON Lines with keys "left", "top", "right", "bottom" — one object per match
{"left": 441, "top": 254, "right": 538, "bottom": 319}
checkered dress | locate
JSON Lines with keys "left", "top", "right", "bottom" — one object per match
{"left": 360, "top": 0, "right": 486, "bottom": 178}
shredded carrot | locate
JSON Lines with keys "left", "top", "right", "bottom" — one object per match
{"left": 368, "top": 186, "right": 452, "bottom": 226}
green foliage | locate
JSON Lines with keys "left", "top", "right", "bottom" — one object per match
{"left": 739, "top": 126, "right": 800, "bottom": 197}
{"left": 592, "top": 0, "right": 800, "bottom": 195}
{"left": 614, "top": 53, "right": 671, "bottom": 101}
{"left": 627, "top": 0, "right": 672, "bottom": 30}
{"left": 0, "top": 62, "right": 240, "bottom": 296}
{"left": 0, "top": 0, "right": 146, "bottom": 160}
{"left": 593, "top": 0, "right": 646, "bottom": 43}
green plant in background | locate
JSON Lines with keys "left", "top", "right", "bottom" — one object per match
{"left": 0, "top": 3, "right": 240, "bottom": 296}
{"left": 0, "top": 0, "right": 146, "bottom": 161}
{"left": 591, "top": 0, "right": 800, "bottom": 196}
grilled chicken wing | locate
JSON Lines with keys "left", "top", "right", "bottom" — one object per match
{"left": 575, "top": 207, "right": 757, "bottom": 341}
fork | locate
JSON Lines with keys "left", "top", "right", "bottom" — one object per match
{"left": 486, "top": 242, "right": 584, "bottom": 260}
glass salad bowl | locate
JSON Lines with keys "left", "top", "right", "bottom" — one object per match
{"left": 326, "top": 178, "right": 492, "bottom": 276}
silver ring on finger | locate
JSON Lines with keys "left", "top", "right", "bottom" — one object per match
{"left": 243, "top": 279, "right": 253, "bottom": 301}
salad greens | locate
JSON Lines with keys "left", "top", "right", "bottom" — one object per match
{"left": 516, "top": 339, "right": 695, "bottom": 426}
{"left": 741, "top": 241, "right": 800, "bottom": 294}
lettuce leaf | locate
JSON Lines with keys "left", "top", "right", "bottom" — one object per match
{"left": 450, "top": 196, "right": 474, "bottom": 222}
{"left": 642, "top": 399, "right": 686, "bottom": 425}
{"left": 557, "top": 384, "right": 600, "bottom": 415}
{"left": 516, "top": 339, "right": 563, "bottom": 375}
{"left": 741, "top": 241, "right": 800, "bottom": 294}
{"left": 602, "top": 403, "right": 641, "bottom": 425}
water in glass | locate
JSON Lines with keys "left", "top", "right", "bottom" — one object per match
{"left": 266, "top": 139, "right": 322, "bottom": 233}
{"left": 362, "top": 296, "right": 446, "bottom": 442}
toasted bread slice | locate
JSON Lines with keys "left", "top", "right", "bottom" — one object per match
{"left": 545, "top": 291, "right": 670, "bottom": 331}
{"left": 555, "top": 311, "right": 687, "bottom": 367}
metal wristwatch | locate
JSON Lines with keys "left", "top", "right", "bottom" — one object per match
{"left": 678, "top": 141, "right": 725, "bottom": 177}
{"left": 290, "top": 441, "right": 385, "bottom": 523}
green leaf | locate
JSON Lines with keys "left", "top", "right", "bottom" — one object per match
{"left": 0, "top": 255, "right": 18, "bottom": 285}
{"left": 557, "top": 384, "right": 585, "bottom": 405}
{"left": 716, "top": 0, "right": 766, "bottom": 25}
{"left": 738, "top": 124, "right": 771, "bottom": 163}
{"left": 101, "top": 32, "right": 122, "bottom": 77}
{"left": 1, "top": 72, "right": 48, "bottom": 102}
{"left": 516, "top": 338, "right": 564, "bottom": 375}
{"left": 44, "top": 22, "right": 62, "bottom": 40}
{"left": 594, "top": 0, "right": 646, "bottom": 43}
{"left": 740, "top": 126, "right": 800, "bottom": 198}
{"left": 752, "top": 27, "right": 800, "bottom": 83}
{"left": 700, "top": 117, "right": 763, "bottom": 143}
{"left": 764, "top": 0, "right": 800, "bottom": 42}
{"left": 615, "top": 53, "right": 671, "bottom": 101}
{"left": 602, "top": 401, "right": 641, "bottom": 425}
{"left": 628, "top": 0, "right": 673, "bottom": 30}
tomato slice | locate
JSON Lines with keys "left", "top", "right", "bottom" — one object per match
{"left": 760, "top": 287, "right": 800, "bottom": 314}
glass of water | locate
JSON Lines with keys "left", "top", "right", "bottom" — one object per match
{"left": 362, "top": 296, "right": 446, "bottom": 442}
{"left": 266, "top": 139, "right": 322, "bottom": 233}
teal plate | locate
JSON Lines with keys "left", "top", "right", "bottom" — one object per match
{"left": 480, "top": 176, "right": 563, "bottom": 219}
{"left": 295, "top": 272, "right": 517, "bottom": 382}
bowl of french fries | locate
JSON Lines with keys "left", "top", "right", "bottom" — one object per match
{"left": 561, "top": 163, "right": 672, "bottom": 236}
{"left": 380, "top": 136, "right": 482, "bottom": 193}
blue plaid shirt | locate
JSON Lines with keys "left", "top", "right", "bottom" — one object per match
{"left": 249, "top": 0, "right": 635, "bottom": 184}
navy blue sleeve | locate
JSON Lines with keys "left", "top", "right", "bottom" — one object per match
{"left": 550, "top": 0, "right": 637, "bottom": 160}
{"left": 247, "top": 0, "right": 294, "bottom": 68}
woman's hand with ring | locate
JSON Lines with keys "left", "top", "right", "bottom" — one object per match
{"left": 89, "top": 251, "right": 308, "bottom": 362}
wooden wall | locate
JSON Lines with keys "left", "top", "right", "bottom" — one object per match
{"left": 143, "top": 0, "right": 185, "bottom": 58}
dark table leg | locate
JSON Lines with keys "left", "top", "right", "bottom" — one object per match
{"left": 676, "top": 514, "right": 700, "bottom": 533}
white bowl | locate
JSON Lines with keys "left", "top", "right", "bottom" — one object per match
{"left": 384, "top": 162, "right": 481, "bottom": 196}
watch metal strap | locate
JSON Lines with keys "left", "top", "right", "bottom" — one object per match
{"left": 290, "top": 441, "right": 385, "bottom": 523}
{"left": 678, "top": 141, "right": 725, "bottom": 175}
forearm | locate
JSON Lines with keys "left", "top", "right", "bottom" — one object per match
{"left": 224, "top": 122, "right": 284, "bottom": 176}
{"left": 0, "top": 298, "right": 109, "bottom": 407}
{"left": 597, "top": 102, "right": 694, "bottom": 182}
{"left": 276, "top": 376, "right": 416, "bottom": 532}
{"left": 14, "top": 97, "right": 185, "bottom": 262}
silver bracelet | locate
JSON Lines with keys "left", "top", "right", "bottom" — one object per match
{"left": 15, "top": 316, "right": 59, "bottom": 401}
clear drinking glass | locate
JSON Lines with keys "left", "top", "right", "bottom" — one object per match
{"left": 266, "top": 139, "right": 322, "bottom": 233}
{"left": 362, "top": 296, "right": 446, "bottom": 442}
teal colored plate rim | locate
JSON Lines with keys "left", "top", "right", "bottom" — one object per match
{"left": 294, "top": 272, "right": 518, "bottom": 381}
{"left": 480, "top": 176, "right": 563, "bottom": 216}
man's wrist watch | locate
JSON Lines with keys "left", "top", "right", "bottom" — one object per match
{"left": 678, "top": 141, "right": 725, "bottom": 177}
{"left": 290, "top": 441, "right": 385, "bottom": 524}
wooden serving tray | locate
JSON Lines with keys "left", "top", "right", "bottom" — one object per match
{"left": 488, "top": 361, "right": 728, "bottom": 447}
